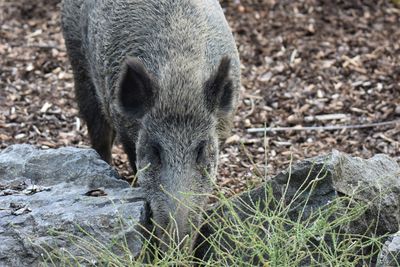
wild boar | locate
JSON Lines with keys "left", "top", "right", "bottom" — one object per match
{"left": 61, "top": 0, "right": 241, "bottom": 249}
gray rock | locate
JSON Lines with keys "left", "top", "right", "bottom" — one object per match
{"left": 332, "top": 151, "right": 400, "bottom": 236}
{"left": 377, "top": 231, "right": 400, "bottom": 267}
{"left": 242, "top": 150, "right": 398, "bottom": 235}
{"left": 0, "top": 144, "right": 149, "bottom": 266}
{"left": 2, "top": 145, "right": 399, "bottom": 266}
{"left": 195, "top": 150, "right": 400, "bottom": 264}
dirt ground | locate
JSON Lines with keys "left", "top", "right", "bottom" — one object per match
{"left": 1, "top": 0, "right": 399, "bottom": 197}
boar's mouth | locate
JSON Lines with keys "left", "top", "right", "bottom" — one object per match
{"left": 146, "top": 195, "right": 203, "bottom": 251}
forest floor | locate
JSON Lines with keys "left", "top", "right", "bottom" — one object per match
{"left": 1, "top": 0, "right": 399, "bottom": 197}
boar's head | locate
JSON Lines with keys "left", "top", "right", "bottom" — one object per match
{"left": 115, "top": 56, "right": 234, "bottom": 250}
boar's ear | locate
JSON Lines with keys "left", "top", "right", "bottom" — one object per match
{"left": 118, "top": 57, "right": 155, "bottom": 118}
{"left": 204, "top": 56, "right": 234, "bottom": 114}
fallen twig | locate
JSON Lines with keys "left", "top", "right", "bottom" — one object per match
{"left": 304, "top": 113, "right": 349, "bottom": 122}
{"left": 247, "top": 119, "right": 400, "bottom": 133}
{"left": 23, "top": 44, "right": 65, "bottom": 51}
{"left": 8, "top": 43, "right": 65, "bottom": 51}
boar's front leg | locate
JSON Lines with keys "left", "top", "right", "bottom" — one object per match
{"left": 73, "top": 71, "right": 115, "bottom": 164}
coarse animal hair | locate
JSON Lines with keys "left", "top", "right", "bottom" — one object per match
{"left": 61, "top": 0, "right": 241, "bottom": 254}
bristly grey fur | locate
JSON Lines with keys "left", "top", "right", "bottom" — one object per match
{"left": 61, "top": 0, "right": 241, "bottom": 252}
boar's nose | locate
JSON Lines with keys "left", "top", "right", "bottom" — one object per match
{"left": 156, "top": 201, "right": 193, "bottom": 250}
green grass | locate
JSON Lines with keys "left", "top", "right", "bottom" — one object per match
{"left": 39, "top": 160, "right": 388, "bottom": 267}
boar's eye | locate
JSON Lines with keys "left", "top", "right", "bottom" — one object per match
{"left": 150, "top": 143, "right": 162, "bottom": 164}
{"left": 196, "top": 141, "right": 207, "bottom": 163}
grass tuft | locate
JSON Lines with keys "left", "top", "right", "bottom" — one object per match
{"left": 39, "top": 158, "right": 387, "bottom": 266}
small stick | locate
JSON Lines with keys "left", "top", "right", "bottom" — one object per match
{"left": 247, "top": 119, "right": 400, "bottom": 133}
{"left": 23, "top": 44, "right": 64, "bottom": 51}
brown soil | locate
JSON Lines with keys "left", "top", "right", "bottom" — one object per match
{"left": 1, "top": 0, "right": 399, "bottom": 197}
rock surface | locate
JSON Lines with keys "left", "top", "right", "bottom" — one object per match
{"left": 377, "top": 231, "right": 400, "bottom": 267}
{"left": 195, "top": 150, "right": 400, "bottom": 264}
{"left": 0, "top": 145, "right": 149, "bottom": 266}
{"left": 1, "top": 145, "right": 399, "bottom": 266}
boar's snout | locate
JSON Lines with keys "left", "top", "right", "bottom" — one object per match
{"left": 149, "top": 190, "right": 204, "bottom": 251}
